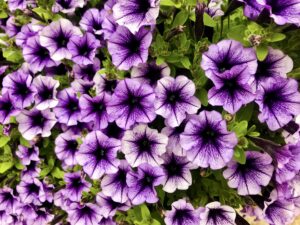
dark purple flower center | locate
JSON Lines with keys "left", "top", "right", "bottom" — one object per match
{"left": 217, "top": 60, "right": 233, "bottom": 73}
{"left": 56, "top": 31, "right": 69, "bottom": 48}
{"left": 67, "top": 98, "right": 79, "bottom": 111}
{"left": 92, "top": 101, "right": 105, "bottom": 112}
{"left": 164, "top": 156, "right": 185, "bottom": 176}
{"left": 70, "top": 177, "right": 83, "bottom": 187}
{"left": 79, "top": 206, "right": 94, "bottom": 217}
{"left": 57, "top": 0, "right": 72, "bottom": 9}
{"left": 66, "top": 140, "right": 78, "bottom": 151}
{"left": 255, "top": 61, "right": 270, "bottom": 81}
{"left": 263, "top": 89, "right": 282, "bottom": 108}
{"left": 173, "top": 209, "right": 194, "bottom": 224}
{"left": 127, "top": 38, "right": 141, "bottom": 54}
{"left": 39, "top": 87, "right": 53, "bottom": 100}
{"left": 92, "top": 19, "right": 102, "bottom": 30}
{"left": 126, "top": 94, "right": 141, "bottom": 108}
{"left": 15, "top": 82, "right": 30, "bottom": 96}
{"left": 78, "top": 42, "right": 93, "bottom": 57}
{"left": 207, "top": 208, "right": 229, "bottom": 223}
{"left": 116, "top": 169, "right": 127, "bottom": 185}
{"left": 104, "top": 80, "right": 117, "bottom": 94}
{"left": 103, "top": 122, "right": 124, "bottom": 139}
{"left": 142, "top": 174, "right": 154, "bottom": 186}
{"left": 200, "top": 125, "right": 220, "bottom": 145}
{"left": 26, "top": 161, "right": 37, "bottom": 171}
{"left": 137, "top": 136, "right": 153, "bottom": 153}
{"left": 167, "top": 91, "right": 181, "bottom": 104}
{"left": 94, "top": 146, "right": 107, "bottom": 160}
{"left": 35, "top": 45, "right": 50, "bottom": 60}
{"left": 80, "top": 65, "right": 97, "bottom": 81}
{"left": 1, "top": 192, "right": 14, "bottom": 203}
{"left": 27, "top": 183, "right": 40, "bottom": 194}
{"left": 137, "top": 0, "right": 151, "bottom": 13}
{"left": 145, "top": 65, "right": 162, "bottom": 85}
{"left": 0, "top": 100, "right": 14, "bottom": 112}
{"left": 32, "top": 112, "right": 46, "bottom": 126}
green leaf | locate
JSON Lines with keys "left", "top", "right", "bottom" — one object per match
{"left": 20, "top": 136, "right": 31, "bottom": 147}
{"left": 51, "top": 167, "right": 64, "bottom": 179}
{"left": 227, "top": 25, "right": 246, "bottom": 43}
{"left": 156, "top": 57, "right": 165, "bottom": 65}
{"left": 2, "top": 47, "right": 23, "bottom": 63}
{"left": 232, "top": 121, "right": 248, "bottom": 138}
{"left": 234, "top": 147, "right": 246, "bottom": 164}
{"left": 266, "top": 33, "right": 286, "bottom": 42}
{"left": 172, "top": 10, "right": 189, "bottom": 28}
{"left": 0, "top": 136, "right": 10, "bottom": 147}
{"left": 203, "top": 13, "right": 216, "bottom": 27}
{"left": 0, "top": 161, "right": 13, "bottom": 173}
{"left": 140, "top": 205, "right": 151, "bottom": 219}
{"left": 256, "top": 44, "right": 268, "bottom": 61}
{"left": 160, "top": 0, "right": 181, "bottom": 7}
{"left": 236, "top": 103, "right": 254, "bottom": 122}
{"left": 196, "top": 88, "right": 208, "bottom": 107}
{"left": 181, "top": 57, "right": 191, "bottom": 69}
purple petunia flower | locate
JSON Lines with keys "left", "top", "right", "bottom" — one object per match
{"left": 238, "top": 0, "right": 265, "bottom": 20}
{"left": 79, "top": 8, "right": 104, "bottom": 35}
{"left": 131, "top": 61, "right": 171, "bottom": 87}
{"left": 107, "top": 78, "right": 156, "bottom": 129}
{"left": 5, "top": 16, "right": 22, "bottom": 38}
{"left": 7, "top": 0, "right": 36, "bottom": 11}
{"left": 255, "top": 77, "right": 300, "bottom": 131}
{"left": 0, "top": 187, "right": 20, "bottom": 214}
{"left": 98, "top": 217, "right": 116, "bottom": 225}
{"left": 275, "top": 142, "right": 300, "bottom": 184}
{"left": 32, "top": 75, "right": 59, "bottom": 110}
{"left": 52, "top": 0, "right": 85, "bottom": 14}
{"left": 16, "top": 144, "right": 39, "bottom": 166}
{"left": 164, "top": 199, "right": 201, "bottom": 225}
{"left": 122, "top": 124, "right": 168, "bottom": 167}
{"left": 55, "top": 131, "right": 80, "bottom": 166}
{"left": 263, "top": 190, "right": 295, "bottom": 225}
{"left": 93, "top": 74, "right": 118, "bottom": 96}
{"left": 208, "top": 65, "right": 255, "bottom": 114}
{"left": 101, "top": 1, "right": 118, "bottom": 40}
{"left": 262, "top": 0, "right": 300, "bottom": 26}
{"left": 64, "top": 172, "right": 91, "bottom": 202}
{"left": 0, "top": 93, "right": 20, "bottom": 124}
{"left": 68, "top": 32, "right": 100, "bottom": 65}
{"left": 53, "top": 87, "right": 81, "bottom": 126}
{"left": 223, "top": 151, "right": 274, "bottom": 195}
{"left": 16, "top": 108, "right": 57, "bottom": 141}
{"left": 66, "top": 203, "right": 102, "bottom": 225}
{"left": 206, "top": 0, "right": 224, "bottom": 18}
{"left": 96, "top": 193, "right": 131, "bottom": 218}
{"left": 127, "top": 163, "right": 165, "bottom": 205}
{"left": 101, "top": 160, "right": 131, "bottom": 203}
{"left": 161, "top": 153, "right": 195, "bottom": 193}
{"left": 201, "top": 39, "right": 257, "bottom": 79}
{"left": 73, "top": 58, "right": 100, "bottom": 81}
{"left": 200, "top": 202, "right": 236, "bottom": 225}
{"left": 102, "top": 122, "right": 125, "bottom": 140}
{"left": 155, "top": 76, "right": 200, "bottom": 127}
{"left": 2, "top": 71, "right": 35, "bottom": 109}
{"left": 107, "top": 26, "right": 152, "bottom": 70}
{"left": 71, "top": 79, "right": 94, "bottom": 95}
{"left": 16, "top": 177, "right": 46, "bottom": 205}
{"left": 253, "top": 47, "right": 293, "bottom": 89}
{"left": 27, "top": 209, "right": 54, "bottom": 225}
{"left": 0, "top": 210, "right": 13, "bottom": 224}
{"left": 40, "top": 19, "right": 82, "bottom": 61}
{"left": 79, "top": 93, "right": 110, "bottom": 130}
{"left": 75, "top": 131, "right": 120, "bottom": 179}
{"left": 112, "top": 0, "right": 159, "bottom": 34}
{"left": 15, "top": 23, "right": 43, "bottom": 47}
{"left": 180, "top": 110, "right": 238, "bottom": 169}
{"left": 23, "top": 36, "right": 59, "bottom": 73}
{"left": 21, "top": 160, "right": 41, "bottom": 179}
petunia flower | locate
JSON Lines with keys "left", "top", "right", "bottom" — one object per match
{"left": 113, "top": 0, "right": 159, "bottom": 34}
{"left": 237, "top": 0, "right": 265, "bottom": 20}
{"left": 15, "top": 23, "right": 43, "bottom": 47}
{"left": 122, "top": 124, "right": 168, "bottom": 167}
{"left": 101, "top": 160, "right": 131, "bottom": 203}
{"left": 208, "top": 65, "right": 255, "bottom": 114}
{"left": 79, "top": 93, "right": 110, "bottom": 130}
{"left": 96, "top": 192, "right": 131, "bottom": 218}
{"left": 0, "top": 187, "right": 20, "bottom": 214}
{"left": 55, "top": 131, "right": 81, "bottom": 166}
{"left": 161, "top": 119, "right": 188, "bottom": 156}
{"left": 275, "top": 142, "right": 300, "bottom": 184}
{"left": 73, "top": 58, "right": 100, "bottom": 81}
{"left": 180, "top": 110, "right": 238, "bottom": 169}
{"left": 205, "top": 0, "right": 224, "bottom": 18}
{"left": 200, "top": 202, "right": 236, "bottom": 225}
{"left": 262, "top": 0, "right": 300, "bottom": 27}
{"left": 201, "top": 39, "right": 257, "bottom": 79}
{"left": 164, "top": 199, "right": 202, "bottom": 225}
{"left": 0, "top": 93, "right": 20, "bottom": 124}
{"left": 161, "top": 153, "right": 195, "bottom": 193}
{"left": 54, "top": 189, "right": 73, "bottom": 211}
{"left": 155, "top": 76, "right": 201, "bottom": 127}
{"left": 101, "top": 1, "right": 118, "bottom": 40}
{"left": 40, "top": 19, "right": 82, "bottom": 61}
{"left": 23, "top": 36, "right": 59, "bottom": 73}
{"left": 93, "top": 74, "right": 118, "bottom": 96}
{"left": 127, "top": 163, "right": 165, "bottom": 205}
{"left": 68, "top": 32, "right": 100, "bottom": 65}
{"left": 253, "top": 47, "right": 293, "bottom": 89}
{"left": 2, "top": 71, "right": 35, "bottom": 109}
{"left": 107, "top": 26, "right": 152, "bottom": 70}
{"left": 79, "top": 8, "right": 104, "bottom": 35}
{"left": 102, "top": 122, "right": 125, "bottom": 140}
{"left": 263, "top": 190, "right": 295, "bottom": 225}
{"left": 5, "top": 16, "right": 22, "bottom": 37}
{"left": 75, "top": 131, "right": 120, "bottom": 179}
{"left": 16, "top": 108, "right": 57, "bottom": 141}
{"left": 107, "top": 78, "right": 156, "bottom": 129}
{"left": 64, "top": 172, "right": 91, "bottom": 202}
{"left": 255, "top": 77, "right": 300, "bottom": 131}
{"left": 98, "top": 217, "right": 116, "bottom": 225}
{"left": 32, "top": 75, "right": 59, "bottom": 110}
{"left": 53, "top": 87, "right": 81, "bottom": 126}
{"left": 21, "top": 161, "right": 41, "bottom": 179}
{"left": 223, "top": 151, "right": 274, "bottom": 196}
{"left": 7, "top": 0, "right": 36, "bottom": 11}
{"left": 131, "top": 61, "right": 171, "bottom": 87}
{"left": 66, "top": 203, "right": 102, "bottom": 225}
{"left": 52, "top": 0, "right": 85, "bottom": 14}
{"left": 0, "top": 210, "right": 13, "bottom": 225}
{"left": 27, "top": 209, "right": 54, "bottom": 225}
{"left": 16, "top": 177, "right": 46, "bottom": 205}
{"left": 16, "top": 144, "right": 39, "bottom": 166}
{"left": 71, "top": 79, "right": 94, "bottom": 95}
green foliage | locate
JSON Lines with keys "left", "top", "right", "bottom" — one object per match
{"left": 2, "top": 47, "right": 23, "bottom": 63}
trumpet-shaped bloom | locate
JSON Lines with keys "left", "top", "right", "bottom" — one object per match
{"left": 200, "top": 202, "right": 236, "bottom": 225}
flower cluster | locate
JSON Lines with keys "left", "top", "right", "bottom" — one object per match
{"left": 0, "top": 0, "right": 300, "bottom": 225}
